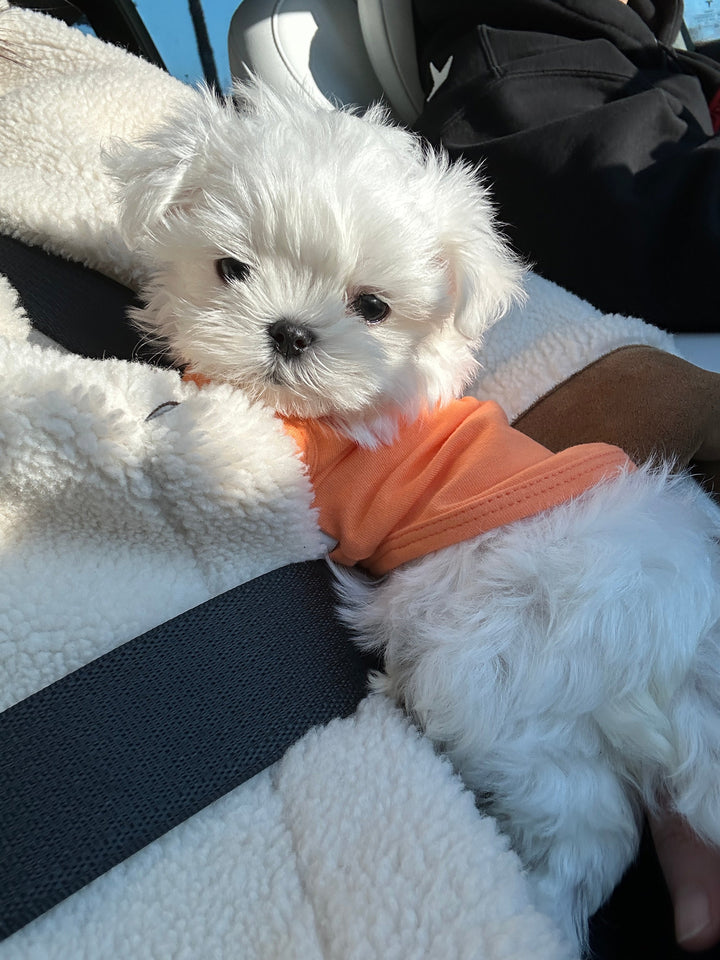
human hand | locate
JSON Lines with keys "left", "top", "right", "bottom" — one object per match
{"left": 650, "top": 810, "right": 720, "bottom": 952}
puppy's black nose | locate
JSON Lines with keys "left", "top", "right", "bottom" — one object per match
{"left": 268, "top": 320, "right": 315, "bottom": 360}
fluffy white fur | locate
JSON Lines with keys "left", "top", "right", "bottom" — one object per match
{"left": 107, "top": 79, "right": 522, "bottom": 445}
{"left": 338, "top": 466, "right": 720, "bottom": 948}
{"left": 111, "top": 79, "right": 720, "bottom": 953}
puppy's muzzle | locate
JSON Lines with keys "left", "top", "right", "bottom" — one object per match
{"left": 268, "top": 320, "right": 315, "bottom": 360}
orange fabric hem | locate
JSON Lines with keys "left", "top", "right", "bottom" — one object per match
{"left": 369, "top": 445, "right": 630, "bottom": 574}
{"left": 282, "top": 399, "right": 634, "bottom": 577}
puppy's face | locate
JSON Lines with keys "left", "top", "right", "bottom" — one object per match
{"left": 109, "top": 81, "right": 522, "bottom": 443}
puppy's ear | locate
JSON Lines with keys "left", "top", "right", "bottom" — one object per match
{"left": 104, "top": 87, "right": 224, "bottom": 244}
{"left": 431, "top": 155, "right": 525, "bottom": 342}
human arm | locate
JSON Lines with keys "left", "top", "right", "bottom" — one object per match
{"left": 513, "top": 344, "right": 720, "bottom": 492}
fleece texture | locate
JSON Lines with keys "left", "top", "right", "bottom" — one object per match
{"left": 0, "top": 3, "right": 678, "bottom": 956}
{"left": 0, "top": 257, "right": 571, "bottom": 960}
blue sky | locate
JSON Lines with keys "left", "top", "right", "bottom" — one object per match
{"left": 134, "top": 0, "right": 245, "bottom": 91}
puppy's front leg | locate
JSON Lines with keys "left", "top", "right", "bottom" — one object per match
{"left": 663, "top": 622, "right": 720, "bottom": 846}
{"left": 475, "top": 719, "right": 642, "bottom": 951}
{"left": 337, "top": 542, "right": 644, "bottom": 952}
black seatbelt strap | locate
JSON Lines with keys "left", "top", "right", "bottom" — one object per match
{"left": 0, "top": 233, "right": 156, "bottom": 362}
{"left": 0, "top": 236, "right": 374, "bottom": 939}
{"left": 0, "top": 561, "right": 373, "bottom": 940}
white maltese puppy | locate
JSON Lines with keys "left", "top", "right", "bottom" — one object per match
{"left": 109, "top": 79, "right": 720, "bottom": 952}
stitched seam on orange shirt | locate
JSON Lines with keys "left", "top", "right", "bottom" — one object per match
{"left": 373, "top": 449, "right": 630, "bottom": 568}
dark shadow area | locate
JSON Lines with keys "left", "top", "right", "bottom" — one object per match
{"left": 0, "top": 234, "right": 162, "bottom": 364}
{"left": 590, "top": 823, "right": 720, "bottom": 959}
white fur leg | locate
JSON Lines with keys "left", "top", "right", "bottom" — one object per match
{"left": 484, "top": 727, "right": 642, "bottom": 950}
{"left": 335, "top": 464, "right": 720, "bottom": 951}
{"left": 663, "top": 625, "right": 720, "bottom": 845}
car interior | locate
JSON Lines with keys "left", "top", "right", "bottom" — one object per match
{"left": 2, "top": 2, "right": 720, "bottom": 958}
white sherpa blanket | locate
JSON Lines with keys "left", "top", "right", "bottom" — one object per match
{"left": 0, "top": 5, "right": 678, "bottom": 958}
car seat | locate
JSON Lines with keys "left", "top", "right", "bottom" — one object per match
{"left": 228, "top": 0, "right": 423, "bottom": 122}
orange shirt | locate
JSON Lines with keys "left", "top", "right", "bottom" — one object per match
{"left": 283, "top": 398, "right": 632, "bottom": 576}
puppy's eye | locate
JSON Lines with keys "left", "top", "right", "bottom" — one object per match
{"left": 216, "top": 257, "right": 251, "bottom": 284}
{"left": 354, "top": 293, "right": 390, "bottom": 325}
